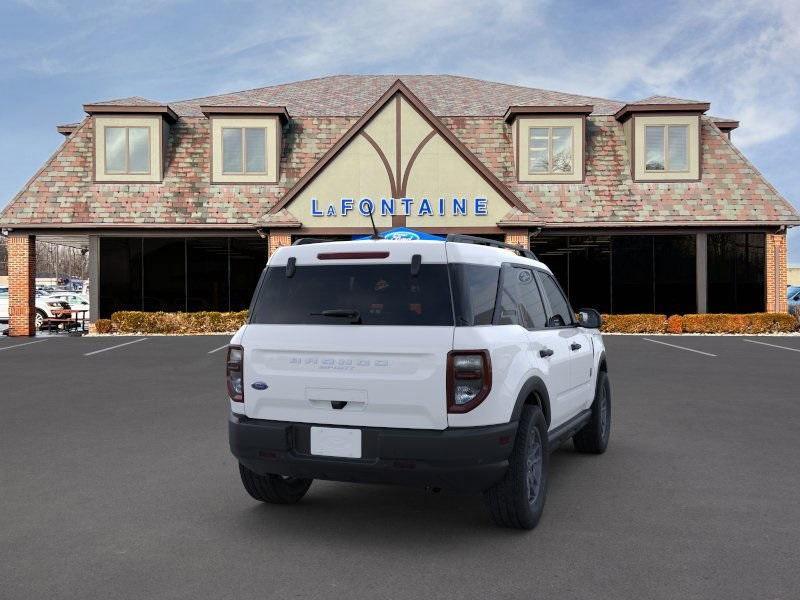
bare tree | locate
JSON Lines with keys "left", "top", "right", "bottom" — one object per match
{"left": 0, "top": 238, "right": 87, "bottom": 280}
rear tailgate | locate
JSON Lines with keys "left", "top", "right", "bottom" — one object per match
{"left": 242, "top": 324, "right": 452, "bottom": 429}
{"left": 242, "top": 241, "right": 454, "bottom": 430}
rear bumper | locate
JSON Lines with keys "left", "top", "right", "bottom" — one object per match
{"left": 229, "top": 413, "right": 518, "bottom": 492}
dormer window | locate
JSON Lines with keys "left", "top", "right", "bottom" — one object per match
{"left": 105, "top": 126, "right": 151, "bottom": 174}
{"left": 528, "top": 126, "right": 573, "bottom": 174}
{"left": 84, "top": 101, "right": 175, "bottom": 183}
{"left": 201, "top": 106, "right": 289, "bottom": 184}
{"left": 92, "top": 116, "right": 165, "bottom": 182}
{"left": 505, "top": 106, "right": 591, "bottom": 183}
{"left": 644, "top": 124, "right": 688, "bottom": 172}
{"left": 222, "top": 127, "right": 268, "bottom": 174}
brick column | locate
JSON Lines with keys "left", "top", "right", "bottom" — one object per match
{"left": 504, "top": 229, "right": 530, "bottom": 250}
{"left": 268, "top": 230, "right": 292, "bottom": 258}
{"left": 8, "top": 234, "right": 36, "bottom": 336}
{"left": 765, "top": 232, "right": 788, "bottom": 312}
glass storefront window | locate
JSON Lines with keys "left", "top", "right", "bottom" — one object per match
{"left": 534, "top": 234, "right": 697, "bottom": 315}
{"left": 188, "top": 238, "right": 229, "bottom": 311}
{"left": 143, "top": 239, "right": 187, "bottom": 312}
{"left": 230, "top": 238, "right": 268, "bottom": 311}
{"left": 98, "top": 236, "right": 266, "bottom": 317}
{"left": 99, "top": 238, "right": 143, "bottom": 317}
{"left": 708, "top": 233, "right": 765, "bottom": 313}
{"left": 654, "top": 236, "right": 696, "bottom": 315}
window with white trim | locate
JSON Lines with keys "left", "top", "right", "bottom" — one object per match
{"left": 104, "top": 126, "right": 151, "bottom": 174}
{"left": 222, "top": 127, "right": 267, "bottom": 174}
{"left": 644, "top": 124, "right": 688, "bottom": 172}
{"left": 528, "top": 126, "right": 573, "bottom": 175}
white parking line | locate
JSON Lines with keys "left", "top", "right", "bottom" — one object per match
{"left": 642, "top": 337, "right": 717, "bottom": 357}
{"left": 207, "top": 344, "right": 229, "bottom": 355}
{"left": 743, "top": 339, "right": 800, "bottom": 353}
{"left": 84, "top": 338, "right": 147, "bottom": 356}
{"left": 0, "top": 339, "right": 49, "bottom": 352}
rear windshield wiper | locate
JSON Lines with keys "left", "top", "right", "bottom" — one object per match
{"left": 310, "top": 309, "right": 362, "bottom": 324}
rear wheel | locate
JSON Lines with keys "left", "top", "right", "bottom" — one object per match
{"left": 35, "top": 309, "right": 46, "bottom": 330}
{"left": 238, "top": 463, "right": 312, "bottom": 504}
{"left": 573, "top": 371, "right": 611, "bottom": 454}
{"left": 484, "top": 404, "right": 549, "bottom": 529}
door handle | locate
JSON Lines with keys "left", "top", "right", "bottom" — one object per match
{"left": 570, "top": 343, "right": 582, "bottom": 351}
{"left": 539, "top": 348, "right": 554, "bottom": 358}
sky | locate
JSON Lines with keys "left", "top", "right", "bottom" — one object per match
{"left": 0, "top": 0, "right": 798, "bottom": 261}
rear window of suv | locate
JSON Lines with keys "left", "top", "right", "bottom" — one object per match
{"left": 250, "top": 264, "right": 454, "bottom": 326}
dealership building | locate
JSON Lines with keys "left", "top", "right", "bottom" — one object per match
{"left": 1, "top": 75, "right": 797, "bottom": 335}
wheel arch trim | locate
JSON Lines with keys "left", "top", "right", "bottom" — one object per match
{"left": 510, "top": 376, "right": 552, "bottom": 426}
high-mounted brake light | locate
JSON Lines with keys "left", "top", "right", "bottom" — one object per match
{"left": 227, "top": 345, "right": 244, "bottom": 402}
{"left": 447, "top": 350, "right": 492, "bottom": 413}
{"left": 317, "top": 251, "right": 390, "bottom": 260}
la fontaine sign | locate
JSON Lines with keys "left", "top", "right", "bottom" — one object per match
{"left": 310, "top": 197, "right": 489, "bottom": 218}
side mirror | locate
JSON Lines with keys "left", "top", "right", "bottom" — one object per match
{"left": 578, "top": 308, "right": 602, "bottom": 329}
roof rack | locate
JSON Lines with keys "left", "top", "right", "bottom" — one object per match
{"left": 445, "top": 234, "right": 538, "bottom": 261}
{"left": 291, "top": 237, "right": 340, "bottom": 246}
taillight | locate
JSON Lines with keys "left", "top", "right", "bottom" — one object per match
{"left": 447, "top": 350, "right": 492, "bottom": 413}
{"left": 227, "top": 345, "right": 244, "bottom": 402}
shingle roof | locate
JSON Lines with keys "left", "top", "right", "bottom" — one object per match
{"left": 87, "top": 96, "right": 164, "bottom": 107}
{"left": 168, "top": 74, "right": 626, "bottom": 117}
{"left": 2, "top": 75, "right": 796, "bottom": 229}
{"left": 631, "top": 95, "right": 707, "bottom": 105}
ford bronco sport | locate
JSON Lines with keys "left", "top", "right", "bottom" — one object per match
{"left": 228, "top": 234, "right": 610, "bottom": 529}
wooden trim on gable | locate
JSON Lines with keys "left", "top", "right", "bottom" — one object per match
{"left": 268, "top": 79, "right": 531, "bottom": 215}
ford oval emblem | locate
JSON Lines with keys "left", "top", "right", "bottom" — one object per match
{"left": 385, "top": 231, "right": 420, "bottom": 240}
{"left": 251, "top": 381, "right": 268, "bottom": 390}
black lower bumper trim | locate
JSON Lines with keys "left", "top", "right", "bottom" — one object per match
{"left": 229, "top": 414, "right": 518, "bottom": 492}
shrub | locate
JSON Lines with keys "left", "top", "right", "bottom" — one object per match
{"left": 601, "top": 314, "right": 666, "bottom": 333}
{"left": 598, "top": 312, "right": 797, "bottom": 334}
{"left": 94, "top": 319, "right": 113, "bottom": 334}
{"left": 111, "top": 310, "right": 248, "bottom": 334}
{"left": 665, "top": 314, "right": 683, "bottom": 334}
{"left": 681, "top": 313, "right": 798, "bottom": 334}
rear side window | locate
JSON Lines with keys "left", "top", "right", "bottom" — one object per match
{"left": 538, "top": 271, "right": 574, "bottom": 326}
{"left": 497, "top": 266, "right": 547, "bottom": 329}
{"left": 250, "top": 264, "right": 453, "bottom": 326}
{"left": 450, "top": 264, "right": 499, "bottom": 326}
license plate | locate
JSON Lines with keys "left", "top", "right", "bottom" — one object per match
{"left": 310, "top": 426, "right": 362, "bottom": 458}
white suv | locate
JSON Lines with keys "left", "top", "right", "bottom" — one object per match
{"left": 227, "top": 235, "right": 610, "bottom": 529}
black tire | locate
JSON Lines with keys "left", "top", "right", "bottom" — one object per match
{"left": 573, "top": 371, "right": 611, "bottom": 454}
{"left": 35, "top": 309, "right": 46, "bottom": 330}
{"left": 484, "top": 404, "right": 549, "bottom": 530}
{"left": 238, "top": 463, "right": 312, "bottom": 504}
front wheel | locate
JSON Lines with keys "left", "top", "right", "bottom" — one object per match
{"left": 484, "top": 404, "right": 549, "bottom": 529}
{"left": 238, "top": 463, "right": 312, "bottom": 504}
{"left": 573, "top": 371, "right": 611, "bottom": 454}
{"left": 35, "top": 309, "right": 46, "bottom": 330}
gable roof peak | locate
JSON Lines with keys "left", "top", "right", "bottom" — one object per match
{"left": 268, "top": 77, "right": 529, "bottom": 217}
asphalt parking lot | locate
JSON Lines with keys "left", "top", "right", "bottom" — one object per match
{"left": 2, "top": 334, "right": 799, "bottom": 599}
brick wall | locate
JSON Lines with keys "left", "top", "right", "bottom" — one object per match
{"left": 504, "top": 229, "right": 529, "bottom": 250}
{"left": 7, "top": 234, "right": 36, "bottom": 336}
{"left": 765, "top": 232, "right": 788, "bottom": 313}
{"left": 268, "top": 230, "right": 292, "bottom": 257}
